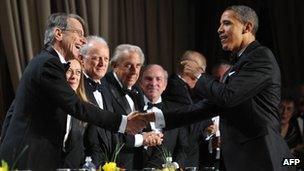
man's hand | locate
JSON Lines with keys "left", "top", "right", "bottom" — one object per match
{"left": 181, "top": 60, "right": 205, "bottom": 79}
{"left": 126, "top": 112, "right": 148, "bottom": 135}
{"left": 138, "top": 112, "right": 156, "bottom": 122}
{"left": 142, "top": 131, "right": 163, "bottom": 146}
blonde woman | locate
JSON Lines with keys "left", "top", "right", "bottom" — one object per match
{"left": 63, "top": 58, "right": 88, "bottom": 168}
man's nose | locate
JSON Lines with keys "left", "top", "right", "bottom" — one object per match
{"left": 218, "top": 25, "right": 223, "bottom": 34}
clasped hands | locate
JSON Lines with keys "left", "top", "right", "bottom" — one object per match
{"left": 125, "top": 111, "right": 155, "bottom": 135}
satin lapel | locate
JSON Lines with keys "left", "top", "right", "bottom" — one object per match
{"left": 106, "top": 72, "right": 132, "bottom": 114}
{"left": 84, "top": 77, "right": 99, "bottom": 105}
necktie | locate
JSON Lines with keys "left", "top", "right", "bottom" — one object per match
{"left": 147, "top": 102, "right": 162, "bottom": 110}
{"left": 63, "top": 62, "right": 70, "bottom": 72}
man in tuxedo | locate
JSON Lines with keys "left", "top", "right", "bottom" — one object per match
{"left": 105, "top": 44, "right": 163, "bottom": 170}
{"left": 163, "top": 51, "right": 213, "bottom": 168}
{"left": 142, "top": 5, "right": 294, "bottom": 171}
{"left": 0, "top": 13, "right": 145, "bottom": 170}
{"left": 139, "top": 64, "right": 188, "bottom": 168}
{"left": 80, "top": 37, "right": 162, "bottom": 168}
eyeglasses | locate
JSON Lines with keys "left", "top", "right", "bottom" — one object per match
{"left": 64, "top": 28, "right": 84, "bottom": 38}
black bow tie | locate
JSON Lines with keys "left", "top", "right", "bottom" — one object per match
{"left": 147, "top": 102, "right": 162, "bottom": 110}
{"left": 88, "top": 79, "right": 102, "bottom": 92}
{"left": 63, "top": 62, "right": 70, "bottom": 72}
{"left": 122, "top": 87, "right": 138, "bottom": 96}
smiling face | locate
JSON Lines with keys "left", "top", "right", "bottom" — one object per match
{"left": 140, "top": 65, "right": 167, "bottom": 103}
{"left": 83, "top": 41, "right": 109, "bottom": 81}
{"left": 218, "top": 10, "right": 246, "bottom": 52}
{"left": 66, "top": 59, "right": 82, "bottom": 91}
{"left": 113, "top": 52, "right": 142, "bottom": 88}
{"left": 60, "top": 18, "right": 86, "bottom": 60}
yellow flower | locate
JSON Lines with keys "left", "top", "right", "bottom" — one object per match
{"left": 0, "top": 160, "right": 8, "bottom": 171}
{"left": 102, "top": 162, "right": 118, "bottom": 171}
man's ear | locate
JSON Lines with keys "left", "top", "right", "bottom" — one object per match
{"left": 54, "top": 27, "right": 64, "bottom": 41}
{"left": 243, "top": 22, "right": 253, "bottom": 34}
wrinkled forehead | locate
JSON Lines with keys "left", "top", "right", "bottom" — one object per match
{"left": 67, "top": 18, "right": 85, "bottom": 32}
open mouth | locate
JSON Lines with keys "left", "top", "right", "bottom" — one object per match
{"left": 219, "top": 35, "right": 228, "bottom": 43}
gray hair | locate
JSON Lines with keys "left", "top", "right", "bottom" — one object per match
{"left": 140, "top": 64, "right": 168, "bottom": 82}
{"left": 44, "top": 13, "right": 86, "bottom": 46}
{"left": 80, "top": 35, "right": 108, "bottom": 58}
{"left": 226, "top": 5, "right": 259, "bottom": 35}
{"left": 110, "top": 44, "right": 145, "bottom": 65}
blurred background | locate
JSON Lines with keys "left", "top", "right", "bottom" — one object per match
{"left": 1, "top": 0, "right": 304, "bottom": 123}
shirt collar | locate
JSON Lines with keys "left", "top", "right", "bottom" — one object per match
{"left": 53, "top": 48, "right": 67, "bottom": 64}
{"left": 113, "top": 72, "right": 129, "bottom": 89}
{"left": 143, "top": 95, "right": 162, "bottom": 105}
{"left": 83, "top": 72, "right": 101, "bottom": 84}
{"left": 237, "top": 45, "right": 249, "bottom": 57}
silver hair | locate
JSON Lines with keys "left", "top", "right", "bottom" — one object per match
{"left": 140, "top": 64, "right": 168, "bottom": 82}
{"left": 80, "top": 35, "right": 108, "bottom": 58}
{"left": 43, "top": 13, "right": 86, "bottom": 46}
{"left": 226, "top": 5, "right": 259, "bottom": 35}
{"left": 110, "top": 44, "right": 145, "bottom": 65}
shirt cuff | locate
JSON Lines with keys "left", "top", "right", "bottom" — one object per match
{"left": 134, "top": 134, "right": 144, "bottom": 147}
{"left": 147, "top": 107, "right": 166, "bottom": 129}
{"left": 118, "top": 115, "right": 128, "bottom": 133}
{"left": 196, "top": 73, "right": 202, "bottom": 80}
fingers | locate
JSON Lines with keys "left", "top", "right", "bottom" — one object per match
{"left": 180, "top": 60, "right": 204, "bottom": 78}
{"left": 126, "top": 115, "right": 148, "bottom": 135}
{"left": 143, "top": 132, "right": 164, "bottom": 146}
{"left": 125, "top": 112, "right": 156, "bottom": 135}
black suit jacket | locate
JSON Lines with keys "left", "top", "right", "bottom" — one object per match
{"left": 83, "top": 76, "right": 120, "bottom": 167}
{"left": 144, "top": 100, "right": 188, "bottom": 168}
{"left": 62, "top": 117, "right": 87, "bottom": 168}
{"left": 0, "top": 47, "right": 122, "bottom": 170}
{"left": 163, "top": 41, "right": 294, "bottom": 171}
{"left": 163, "top": 74, "right": 212, "bottom": 167}
{"left": 104, "top": 72, "right": 145, "bottom": 170}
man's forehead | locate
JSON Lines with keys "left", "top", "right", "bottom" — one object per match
{"left": 67, "top": 18, "right": 84, "bottom": 29}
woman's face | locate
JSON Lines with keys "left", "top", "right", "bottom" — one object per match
{"left": 66, "top": 59, "right": 82, "bottom": 91}
{"left": 279, "top": 100, "right": 295, "bottom": 125}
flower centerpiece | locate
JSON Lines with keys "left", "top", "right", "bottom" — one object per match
{"left": 0, "top": 160, "right": 8, "bottom": 171}
{"left": 98, "top": 143, "right": 124, "bottom": 171}
{"left": 159, "top": 146, "right": 179, "bottom": 171}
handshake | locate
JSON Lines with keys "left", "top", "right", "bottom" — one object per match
{"left": 125, "top": 111, "right": 156, "bottom": 135}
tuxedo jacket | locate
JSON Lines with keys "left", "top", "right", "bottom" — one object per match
{"left": 163, "top": 73, "right": 212, "bottom": 167}
{"left": 104, "top": 72, "right": 145, "bottom": 170}
{"left": 144, "top": 100, "right": 188, "bottom": 168}
{"left": 0, "top": 47, "right": 122, "bottom": 170}
{"left": 62, "top": 117, "right": 87, "bottom": 168}
{"left": 83, "top": 76, "right": 120, "bottom": 167}
{"left": 163, "top": 41, "right": 294, "bottom": 171}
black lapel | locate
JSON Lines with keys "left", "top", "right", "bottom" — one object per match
{"left": 105, "top": 72, "right": 132, "bottom": 114}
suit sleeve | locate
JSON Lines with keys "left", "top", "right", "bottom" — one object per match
{"left": 194, "top": 48, "right": 273, "bottom": 108}
{"left": 163, "top": 99, "right": 218, "bottom": 129}
{"left": 40, "top": 58, "right": 122, "bottom": 132}
{"left": 0, "top": 100, "right": 15, "bottom": 143}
